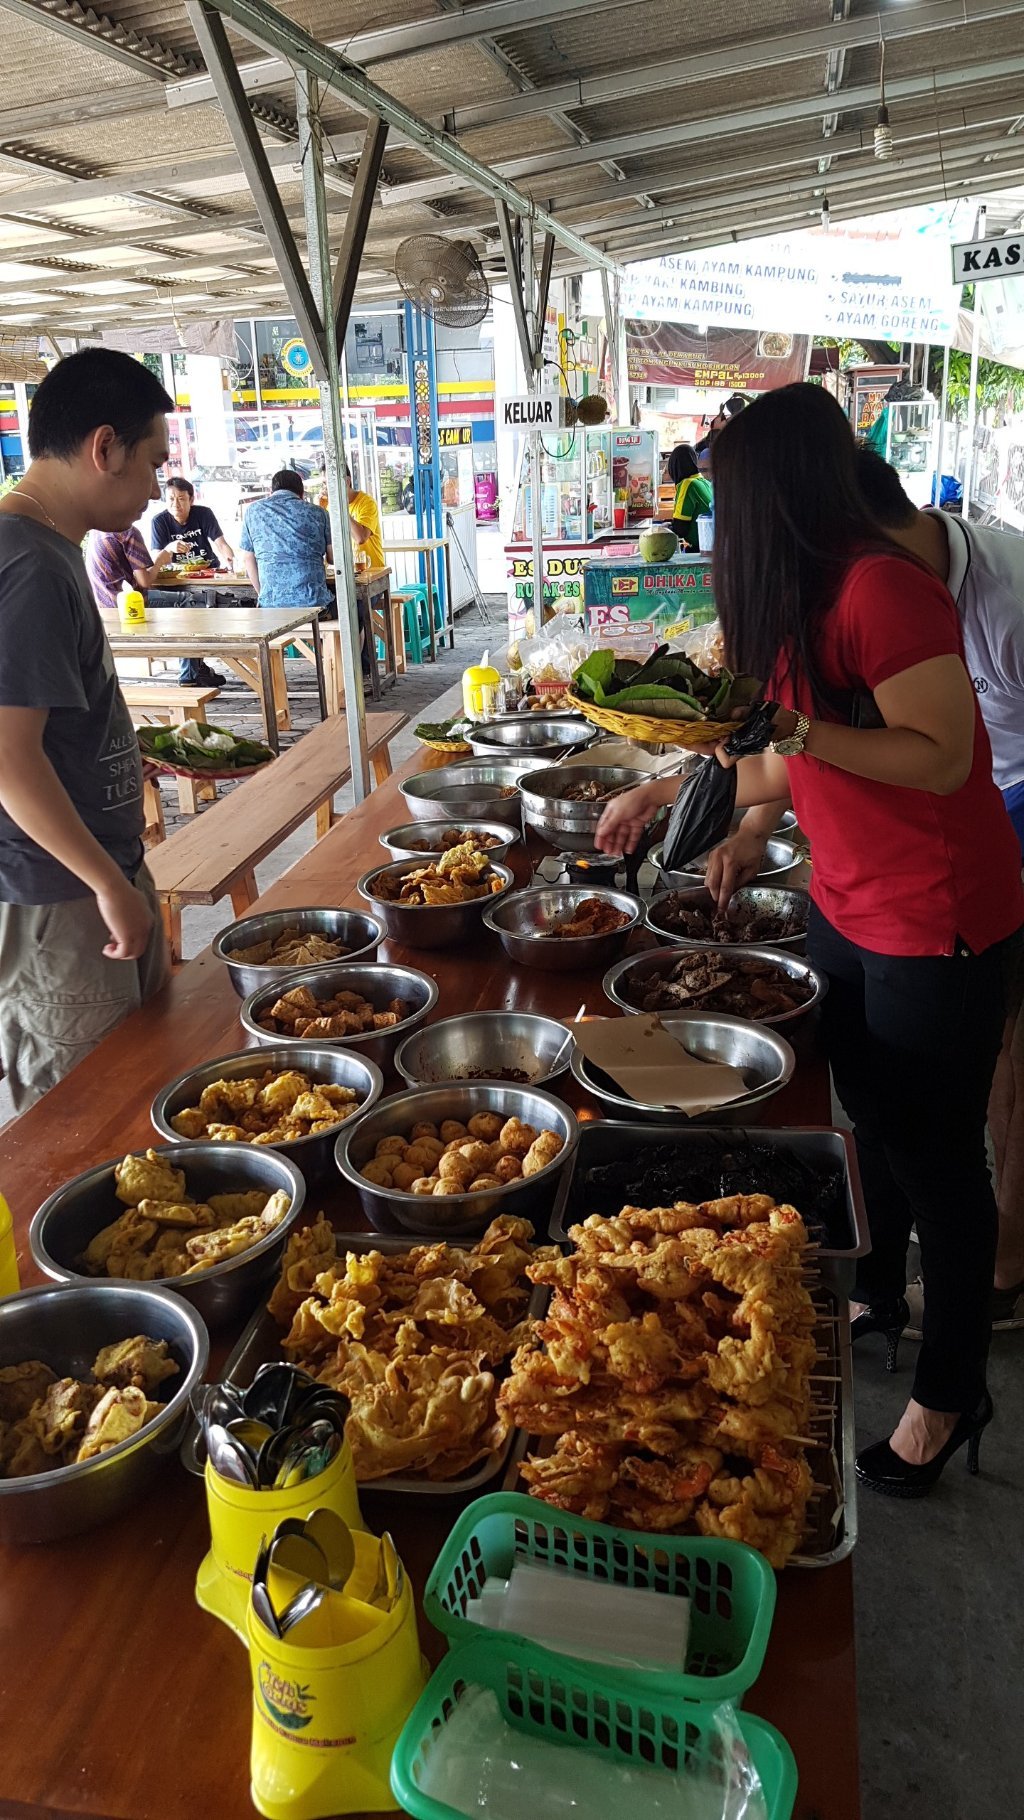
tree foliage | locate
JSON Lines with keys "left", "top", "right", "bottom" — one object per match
{"left": 927, "top": 347, "right": 1024, "bottom": 422}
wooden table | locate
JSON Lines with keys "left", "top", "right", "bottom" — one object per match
{"left": 382, "top": 537, "right": 455, "bottom": 662}
{"left": 0, "top": 753, "right": 859, "bottom": 1820}
{"left": 103, "top": 607, "right": 327, "bottom": 752}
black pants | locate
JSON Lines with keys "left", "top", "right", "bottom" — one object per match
{"left": 807, "top": 903, "right": 1021, "bottom": 1413}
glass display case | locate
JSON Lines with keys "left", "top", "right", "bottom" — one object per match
{"left": 884, "top": 393, "right": 937, "bottom": 506}
{"left": 510, "top": 427, "right": 658, "bottom": 542}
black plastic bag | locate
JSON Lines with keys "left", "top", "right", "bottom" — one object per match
{"left": 660, "top": 700, "right": 780, "bottom": 872}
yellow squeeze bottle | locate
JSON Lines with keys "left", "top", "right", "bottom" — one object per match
{"left": 117, "top": 581, "right": 147, "bottom": 627}
{"left": 461, "top": 655, "right": 500, "bottom": 718}
{"left": 0, "top": 1194, "right": 20, "bottom": 1297}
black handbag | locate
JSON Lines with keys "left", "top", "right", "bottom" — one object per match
{"left": 660, "top": 700, "right": 780, "bottom": 872}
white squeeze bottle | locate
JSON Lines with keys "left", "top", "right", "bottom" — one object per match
{"left": 118, "top": 580, "right": 147, "bottom": 627}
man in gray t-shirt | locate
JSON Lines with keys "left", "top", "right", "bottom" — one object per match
{"left": 0, "top": 348, "right": 175, "bottom": 1111}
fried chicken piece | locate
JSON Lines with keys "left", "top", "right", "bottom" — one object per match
{"left": 170, "top": 1108, "right": 207, "bottom": 1140}
{"left": 93, "top": 1336, "right": 177, "bottom": 1395}
{"left": 28, "top": 1376, "right": 102, "bottom": 1453}
{"left": 259, "top": 1070, "right": 310, "bottom": 1114}
{"left": 136, "top": 1199, "right": 215, "bottom": 1230}
{"left": 114, "top": 1150, "right": 186, "bottom": 1209}
{"left": 0, "top": 1360, "right": 56, "bottom": 1423}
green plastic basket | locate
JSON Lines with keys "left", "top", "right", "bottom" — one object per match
{"left": 390, "top": 1635, "right": 798, "bottom": 1820}
{"left": 423, "top": 1492, "right": 776, "bottom": 1706}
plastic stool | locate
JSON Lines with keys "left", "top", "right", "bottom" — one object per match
{"left": 394, "top": 586, "right": 430, "bottom": 659}
{"left": 402, "top": 596, "right": 423, "bottom": 664}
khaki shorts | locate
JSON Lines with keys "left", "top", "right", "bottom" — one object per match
{"left": 0, "top": 865, "right": 169, "bottom": 1114}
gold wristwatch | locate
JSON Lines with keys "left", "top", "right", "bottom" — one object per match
{"left": 771, "top": 712, "right": 811, "bottom": 758}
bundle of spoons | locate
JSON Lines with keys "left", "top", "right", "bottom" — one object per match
{"left": 192, "top": 1363, "right": 350, "bottom": 1491}
{"left": 251, "top": 1508, "right": 404, "bottom": 1642}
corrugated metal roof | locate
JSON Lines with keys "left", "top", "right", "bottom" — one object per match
{"left": 0, "top": 0, "right": 1021, "bottom": 331}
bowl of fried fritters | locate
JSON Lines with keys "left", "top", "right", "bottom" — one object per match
{"left": 214, "top": 907, "right": 384, "bottom": 999}
{"left": 239, "top": 961, "right": 438, "bottom": 1074}
{"left": 30, "top": 1144, "right": 306, "bottom": 1328}
{"left": 0, "top": 1281, "right": 207, "bottom": 1544}
{"left": 357, "top": 849, "right": 515, "bottom": 950}
{"left": 151, "top": 1046, "right": 384, "bottom": 1185}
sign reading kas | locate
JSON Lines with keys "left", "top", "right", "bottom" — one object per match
{"left": 951, "top": 233, "right": 1023, "bottom": 285}
{"left": 500, "top": 395, "right": 560, "bottom": 431}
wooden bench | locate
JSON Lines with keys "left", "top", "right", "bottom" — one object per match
{"left": 122, "top": 682, "right": 221, "bottom": 815}
{"left": 146, "top": 709, "right": 408, "bottom": 961}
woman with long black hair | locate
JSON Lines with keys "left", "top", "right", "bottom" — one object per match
{"left": 598, "top": 384, "right": 1023, "bottom": 1498}
{"left": 666, "top": 443, "right": 713, "bottom": 549}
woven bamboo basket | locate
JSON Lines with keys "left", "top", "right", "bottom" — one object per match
{"left": 566, "top": 689, "right": 736, "bottom": 749}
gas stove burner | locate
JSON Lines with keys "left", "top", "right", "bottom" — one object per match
{"left": 558, "top": 850, "right": 630, "bottom": 888}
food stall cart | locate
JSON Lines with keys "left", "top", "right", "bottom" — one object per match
{"left": 505, "top": 425, "right": 658, "bottom": 638}
{"left": 0, "top": 752, "right": 860, "bottom": 1820}
{"left": 584, "top": 552, "right": 716, "bottom": 646}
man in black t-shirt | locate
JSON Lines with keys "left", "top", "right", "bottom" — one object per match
{"left": 150, "top": 475, "right": 234, "bottom": 569}
{"left": 0, "top": 349, "right": 172, "bottom": 1110}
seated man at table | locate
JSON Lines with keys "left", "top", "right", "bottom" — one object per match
{"left": 346, "top": 462, "right": 384, "bottom": 572}
{"left": 150, "top": 475, "right": 235, "bottom": 572}
{"left": 0, "top": 347, "right": 170, "bottom": 1112}
{"left": 238, "top": 468, "right": 333, "bottom": 612}
{"left": 85, "top": 524, "right": 222, "bottom": 690}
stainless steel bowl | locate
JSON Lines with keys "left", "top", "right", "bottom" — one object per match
{"left": 645, "top": 885, "right": 810, "bottom": 951}
{"left": 335, "top": 1082, "right": 578, "bottom": 1238}
{"left": 358, "top": 859, "right": 515, "bottom": 950}
{"left": 466, "top": 717, "right": 597, "bottom": 760}
{"left": 214, "top": 908, "right": 384, "bottom": 1000}
{"left": 0, "top": 1282, "right": 208, "bottom": 1545}
{"left": 570, "top": 1012, "right": 796, "bottom": 1125}
{"left": 602, "top": 944, "right": 826, "bottom": 1029}
{"left": 239, "top": 961, "right": 438, "bottom": 1073}
{"left": 649, "top": 837, "right": 803, "bottom": 891}
{"left": 151, "top": 1044, "right": 383, "bottom": 1184}
{"left": 482, "top": 886, "right": 643, "bottom": 973}
{"left": 29, "top": 1144, "right": 305, "bottom": 1329}
{"left": 400, "top": 758, "right": 541, "bottom": 827}
{"left": 394, "top": 1011, "right": 573, "bottom": 1090}
{"left": 379, "top": 820, "right": 520, "bottom": 865}
{"left": 519, "top": 765, "right": 654, "bottom": 852}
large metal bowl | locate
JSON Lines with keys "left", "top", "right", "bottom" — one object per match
{"left": 213, "top": 907, "right": 384, "bottom": 1000}
{"left": 394, "top": 1011, "right": 574, "bottom": 1091}
{"left": 29, "top": 1144, "right": 305, "bottom": 1329}
{"left": 151, "top": 1044, "right": 383, "bottom": 1184}
{"left": 358, "top": 859, "right": 515, "bottom": 950}
{"left": 602, "top": 944, "right": 826, "bottom": 1029}
{"left": 646, "top": 884, "right": 810, "bottom": 951}
{"left": 240, "top": 961, "right": 438, "bottom": 1073}
{"left": 649, "top": 837, "right": 803, "bottom": 891}
{"left": 570, "top": 1012, "right": 796, "bottom": 1125}
{"left": 0, "top": 1281, "right": 208, "bottom": 1545}
{"left": 482, "top": 886, "right": 643, "bottom": 972}
{"left": 400, "top": 758, "right": 541, "bottom": 827}
{"left": 335, "top": 1083, "right": 579, "bottom": 1238}
{"left": 379, "top": 819, "right": 520, "bottom": 865}
{"left": 466, "top": 717, "right": 597, "bottom": 760}
{"left": 519, "top": 765, "right": 655, "bottom": 853}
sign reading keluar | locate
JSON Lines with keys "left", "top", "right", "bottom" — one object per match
{"left": 951, "top": 233, "right": 1023, "bottom": 284}
{"left": 499, "top": 394, "right": 561, "bottom": 431}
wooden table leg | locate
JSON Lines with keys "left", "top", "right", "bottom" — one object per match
{"left": 424, "top": 552, "right": 437, "bottom": 663}
{"left": 320, "top": 627, "right": 342, "bottom": 714}
{"left": 142, "top": 776, "right": 165, "bottom": 845}
{"left": 269, "top": 644, "right": 292, "bottom": 732}
{"left": 443, "top": 540, "right": 455, "bottom": 648}
{"left": 371, "top": 746, "right": 393, "bottom": 786}
{"left": 380, "top": 579, "right": 398, "bottom": 687}
{"left": 359, "top": 593, "right": 382, "bottom": 703}
{"left": 176, "top": 773, "right": 199, "bottom": 815}
{"left": 315, "top": 795, "right": 335, "bottom": 838}
{"left": 229, "top": 872, "right": 259, "bottom": 916}
{"left": 310, "top": 615, "right": 327, "bottom": 721}
{"left": 255, "top": 642, "right": 280, "bottom": 752}
{"left": 161, "top": 894, "right": 183, "bottom": 965}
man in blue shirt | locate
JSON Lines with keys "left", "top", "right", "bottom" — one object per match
{"left": 238, "top": 469, "right": 332, "bottom": 608}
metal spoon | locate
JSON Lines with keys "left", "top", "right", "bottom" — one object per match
{"left": 206, "top": 1421, "right": 257, "bottom": 1488}
{"left": 251, "top": 1580, "right": 280, "bottom": 1638}
{"left": 304, "top": 1508, "right": 355, "bottom": 1593}
{"left": 278, "top": 1582, "right": 327, "bottom": 1637}
{"left": 268, "top": 1532, "right": 330, "bottom": 1590}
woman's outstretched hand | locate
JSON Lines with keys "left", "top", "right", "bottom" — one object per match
{"left": 595, "top": 780, "right": 663, "bottom": 854}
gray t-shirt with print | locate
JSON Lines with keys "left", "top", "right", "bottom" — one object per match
{"left": 0, "top": 513, "right": 144, "bottom": 903}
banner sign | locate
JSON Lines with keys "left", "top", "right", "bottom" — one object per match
{"left": 626, "top": 321, "right": 811, "bottom": 389}
{"left": 438, "top": 425, "right": 473, "bottom": 446}
{"left": 951, "top": 232, "right": 1024, "bottom": 284}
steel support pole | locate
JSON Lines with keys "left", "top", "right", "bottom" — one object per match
{"left": 522, "top": 219, "right": 546, "bottom": 636}
{"left": 963, "top": 204, "right": 986, "bottom": 519}
{"left": 296, "top": 68, "right": 369, "bottom": 800}
{"left": 332, "top": 116, "right": 389, "bottom": 354}
{"left": 935, "top": 342, "right": 951, "bottom": 499}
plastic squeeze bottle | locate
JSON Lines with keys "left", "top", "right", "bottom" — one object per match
{"left": 117, "top": 580, "right": 147, "bottom": 627}
{"left": 461, "top": 652, "right": 500, "bottom": 718}
{"left": 0, "top": 1194, "right": 20, "bottom": 1297}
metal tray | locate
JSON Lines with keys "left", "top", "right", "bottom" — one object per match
{"left": 548, "top": 1122, "right": 868, "bottom": 1263}
{"left": 504, "top": 1286, "right": 856, "bottom": 1571}
{"left": 180, "top": 1232, "right": 546, "bottom": 1497}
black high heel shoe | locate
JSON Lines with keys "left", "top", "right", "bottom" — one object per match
{"left": 855, "top": 1393, "right": 993, "bottom": 1499}
{"left": 849, "top": 1296, "right": 909, "bottom": 1373}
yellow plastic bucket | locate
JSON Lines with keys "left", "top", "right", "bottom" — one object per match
{"left": 247, "top": 1528, "right": 426, "bottom": 1819}
{"left": 196, "top": 1444, "right": 363, "bottom": 1644}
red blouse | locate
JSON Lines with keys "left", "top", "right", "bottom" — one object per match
{"left": 774, "top": 553, "right": 1023, "bottom": 956}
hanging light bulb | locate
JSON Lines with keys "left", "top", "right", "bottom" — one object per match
{"left": 821, "top": 195, "right": 831, "bottom": 230}
{"left": 874, "top": 39, "right": 893, "bottom": 159}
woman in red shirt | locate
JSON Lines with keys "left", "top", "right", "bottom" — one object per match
{"left": 599, "top": 385, "right": 1023, "bottom": 1498}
